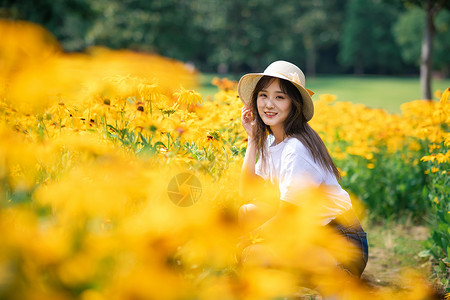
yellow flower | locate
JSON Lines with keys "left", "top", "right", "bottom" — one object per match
{"left": 173, "top": 86, "right": 203, "bottom": 107}
{"left": 197, "top": 130, "right": 223, "bottom": 150}
{"left": 423, "top": 152, "right": 450, "bottom": 164}
{"left": 436, "top": 151, "right": 450, "bottom": 164}
{"left": 428, "top": 144, "right": 441, "bottom": 152}
{"left": 248, "top": 232, "right": 265, "bottom": 244}
{"left": 211, "top": 77, "right": 237, "bottom": 91}
{"left": 421, "top": 155, "right": 435, "bottom": 162}
{"left": 367, "top": 163, "right": 375, "bottom": 169}
{"left": 440, "top": 87, "right": 449, "bottom": 105}
{"left": 319, "top": 94, "right": 337, "bottom": 104}
{"left": 138, "top": 82, "right": 160, "bottom": 101}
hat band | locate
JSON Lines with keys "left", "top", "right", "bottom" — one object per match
{"left": 272, "top": 71, "right": 303, "bottom": 86}
{"left": 266, "top": 71, "right": 315, "bottom": 96}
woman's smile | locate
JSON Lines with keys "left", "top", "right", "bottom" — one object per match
{"left": 264, "top": 111, "right": 278, "bottom": 118}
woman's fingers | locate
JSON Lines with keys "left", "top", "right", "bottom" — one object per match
{"left": 242, "top": 105, "right": 251, "bottom": 113}
{"left": 241, "top": 106, "right": 253, "bottom": 121}
{"left": 241, "top": 111, "right": 249, "bottom": 122}
{"left": 241, "top": 106, "right": 255, "bottom": 138}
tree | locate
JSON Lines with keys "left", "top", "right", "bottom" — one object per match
{"left": 394, "top": 7, "right": 450, "bottom": 75}
{"left": 292, "top": 0, "right": 345, "bottom": 77}
{"left": 396, "top": 0, "right": 450, "bottom": 99}
{"left": 0, "top": 0, "right": 96, "bottom": 51}
{"left": 433, "top": 10, "right": 450, "bottom": 76}
{"left": 209, "top": 0, "right": 308, "bottom": 73}
{"left": 417, "top": 0, "right": 450, "bottom": 99}
{"left": 339, "top": 0, "right": 403, "bottom": 75}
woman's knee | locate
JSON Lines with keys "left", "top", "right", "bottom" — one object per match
{"left": 238, "top": 203, "right": 258, "bottom": 224}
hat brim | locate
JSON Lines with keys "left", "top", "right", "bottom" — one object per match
{"left": 237, "top": 73, "right": 314, "bottom": 121}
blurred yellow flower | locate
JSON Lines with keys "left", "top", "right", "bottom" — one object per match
{"left": 173, "top": 86, "right": 203, "bottom": 107}
{"left": 422, "top": 152, "right": 450, "bottom": 164}
{"left": 211, "top": 77, "right": 237, "bottom": 91}
{"left": 319, "top": 94, "right": 337, "bottom": 104}
{"left": 421, "top": 155, "right": 435, "bottom": 162}
{"left": 440, "top": 87, "right": 449, "bottom": 105}
{"left": 430, "top": 167, "right": 440, "bottom": 173}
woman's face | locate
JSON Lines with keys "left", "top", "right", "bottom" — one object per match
{"left": 256, "top": 78, "right": 292, "bottom": 132}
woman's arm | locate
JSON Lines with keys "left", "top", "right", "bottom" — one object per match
{"left": 239, "top": 139, "right": 260, "bottom": 197}
{"left": 239, "top": 106, "right": 264, "bottom": 199}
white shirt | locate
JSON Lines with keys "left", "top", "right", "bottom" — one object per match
{"left": 255, "top": 135, "right": 352, "bottom": 225}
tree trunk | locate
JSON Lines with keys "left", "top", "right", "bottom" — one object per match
{"left": 420, "top": 0, "right": 435, "bottom": 100}
{"left": 354, "top": 53, "right": 364, "bottom": 76}
{"left": 304, "top": 35, "right": 316, "bottom": 78}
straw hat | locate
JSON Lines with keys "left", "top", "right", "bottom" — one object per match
{"left": 237, "top": 60, "right": 315, "bottom": 121}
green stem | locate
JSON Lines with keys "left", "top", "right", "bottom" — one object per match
{"left": 38, "top": 116, "right": 49, "bottom": 139}
{"left": 149, "top": 97, "right": 153, "bottom": 116}
{"left": 167, "top": 132, "right": 171, "bottom": 150}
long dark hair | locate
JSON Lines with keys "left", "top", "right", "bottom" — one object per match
{"left": 250, "top": 76, "right": 341, "bottom": 180}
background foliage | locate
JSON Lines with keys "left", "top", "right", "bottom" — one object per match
{"left": 1, "top": 0, "right": 449, "bottom": 75}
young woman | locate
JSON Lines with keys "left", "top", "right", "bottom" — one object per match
{"left": 238, "top": 60, "right": 368, "bottom": 277}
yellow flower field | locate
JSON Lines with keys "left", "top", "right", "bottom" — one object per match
{"left": 0, "top": 20, "right": 448, "bottom": 299}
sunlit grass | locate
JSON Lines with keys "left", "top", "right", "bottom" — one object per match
{"left": 200, "top": 73, "right": 450, "bottom": 113}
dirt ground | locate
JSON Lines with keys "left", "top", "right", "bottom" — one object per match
{"left": 360, "top": 224, "right": 446, "bottom": 298}
{"left": 289, "top": 224, "right": 447, "bottom": 299}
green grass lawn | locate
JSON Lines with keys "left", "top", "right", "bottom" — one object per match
{"left": 199, "top": 73, "right": 450, "bottom": 114}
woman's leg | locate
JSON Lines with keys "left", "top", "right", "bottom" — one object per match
{"left": 326, "top": 220, "right": 368, "bottom": 277}
{"left": 237, "top": 201, "right": 278, "bottom": 264}
{"left": 240, "top": 244, "right": 279, "bottom": 267}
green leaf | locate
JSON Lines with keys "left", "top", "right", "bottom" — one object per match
{"left": 139, "top": 133, "right": 148, "bottom": 145}
{"left": 418, "top": 250, "right": 431, "bottom": 258}
{"left": 443, "top": 257, "right": 450, "bottom": 267}
{"left": 107, "top": 124, "right": 118, "bottom": 132}
{"left": 154, "top": 141, "right": 166, "bottom": 148}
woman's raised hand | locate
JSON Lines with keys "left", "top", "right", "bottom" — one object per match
{"left": 241, "top": 105, "right": 255, "bottom": 139}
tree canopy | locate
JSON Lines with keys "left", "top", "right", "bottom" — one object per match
{"left": 1, "top": 0, "right": 449, "bottom": 76}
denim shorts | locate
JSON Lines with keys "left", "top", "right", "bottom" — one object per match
{"left": 326, "top": 209, "right": 369, "bottom": 277}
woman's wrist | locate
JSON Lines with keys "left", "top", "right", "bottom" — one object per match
{"left": 247, "top": 137, "right": 256, "bottom": 146}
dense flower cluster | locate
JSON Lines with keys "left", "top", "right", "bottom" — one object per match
{"left": 0, "top": 21, "right": 447, "bottom": 299}
{"left": 418, "top": 88, "right": 449, "bottom": 288}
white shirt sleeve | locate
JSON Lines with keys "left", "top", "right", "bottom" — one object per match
{"left": 278, "top": 144, "right": 324, "bottom": 206}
